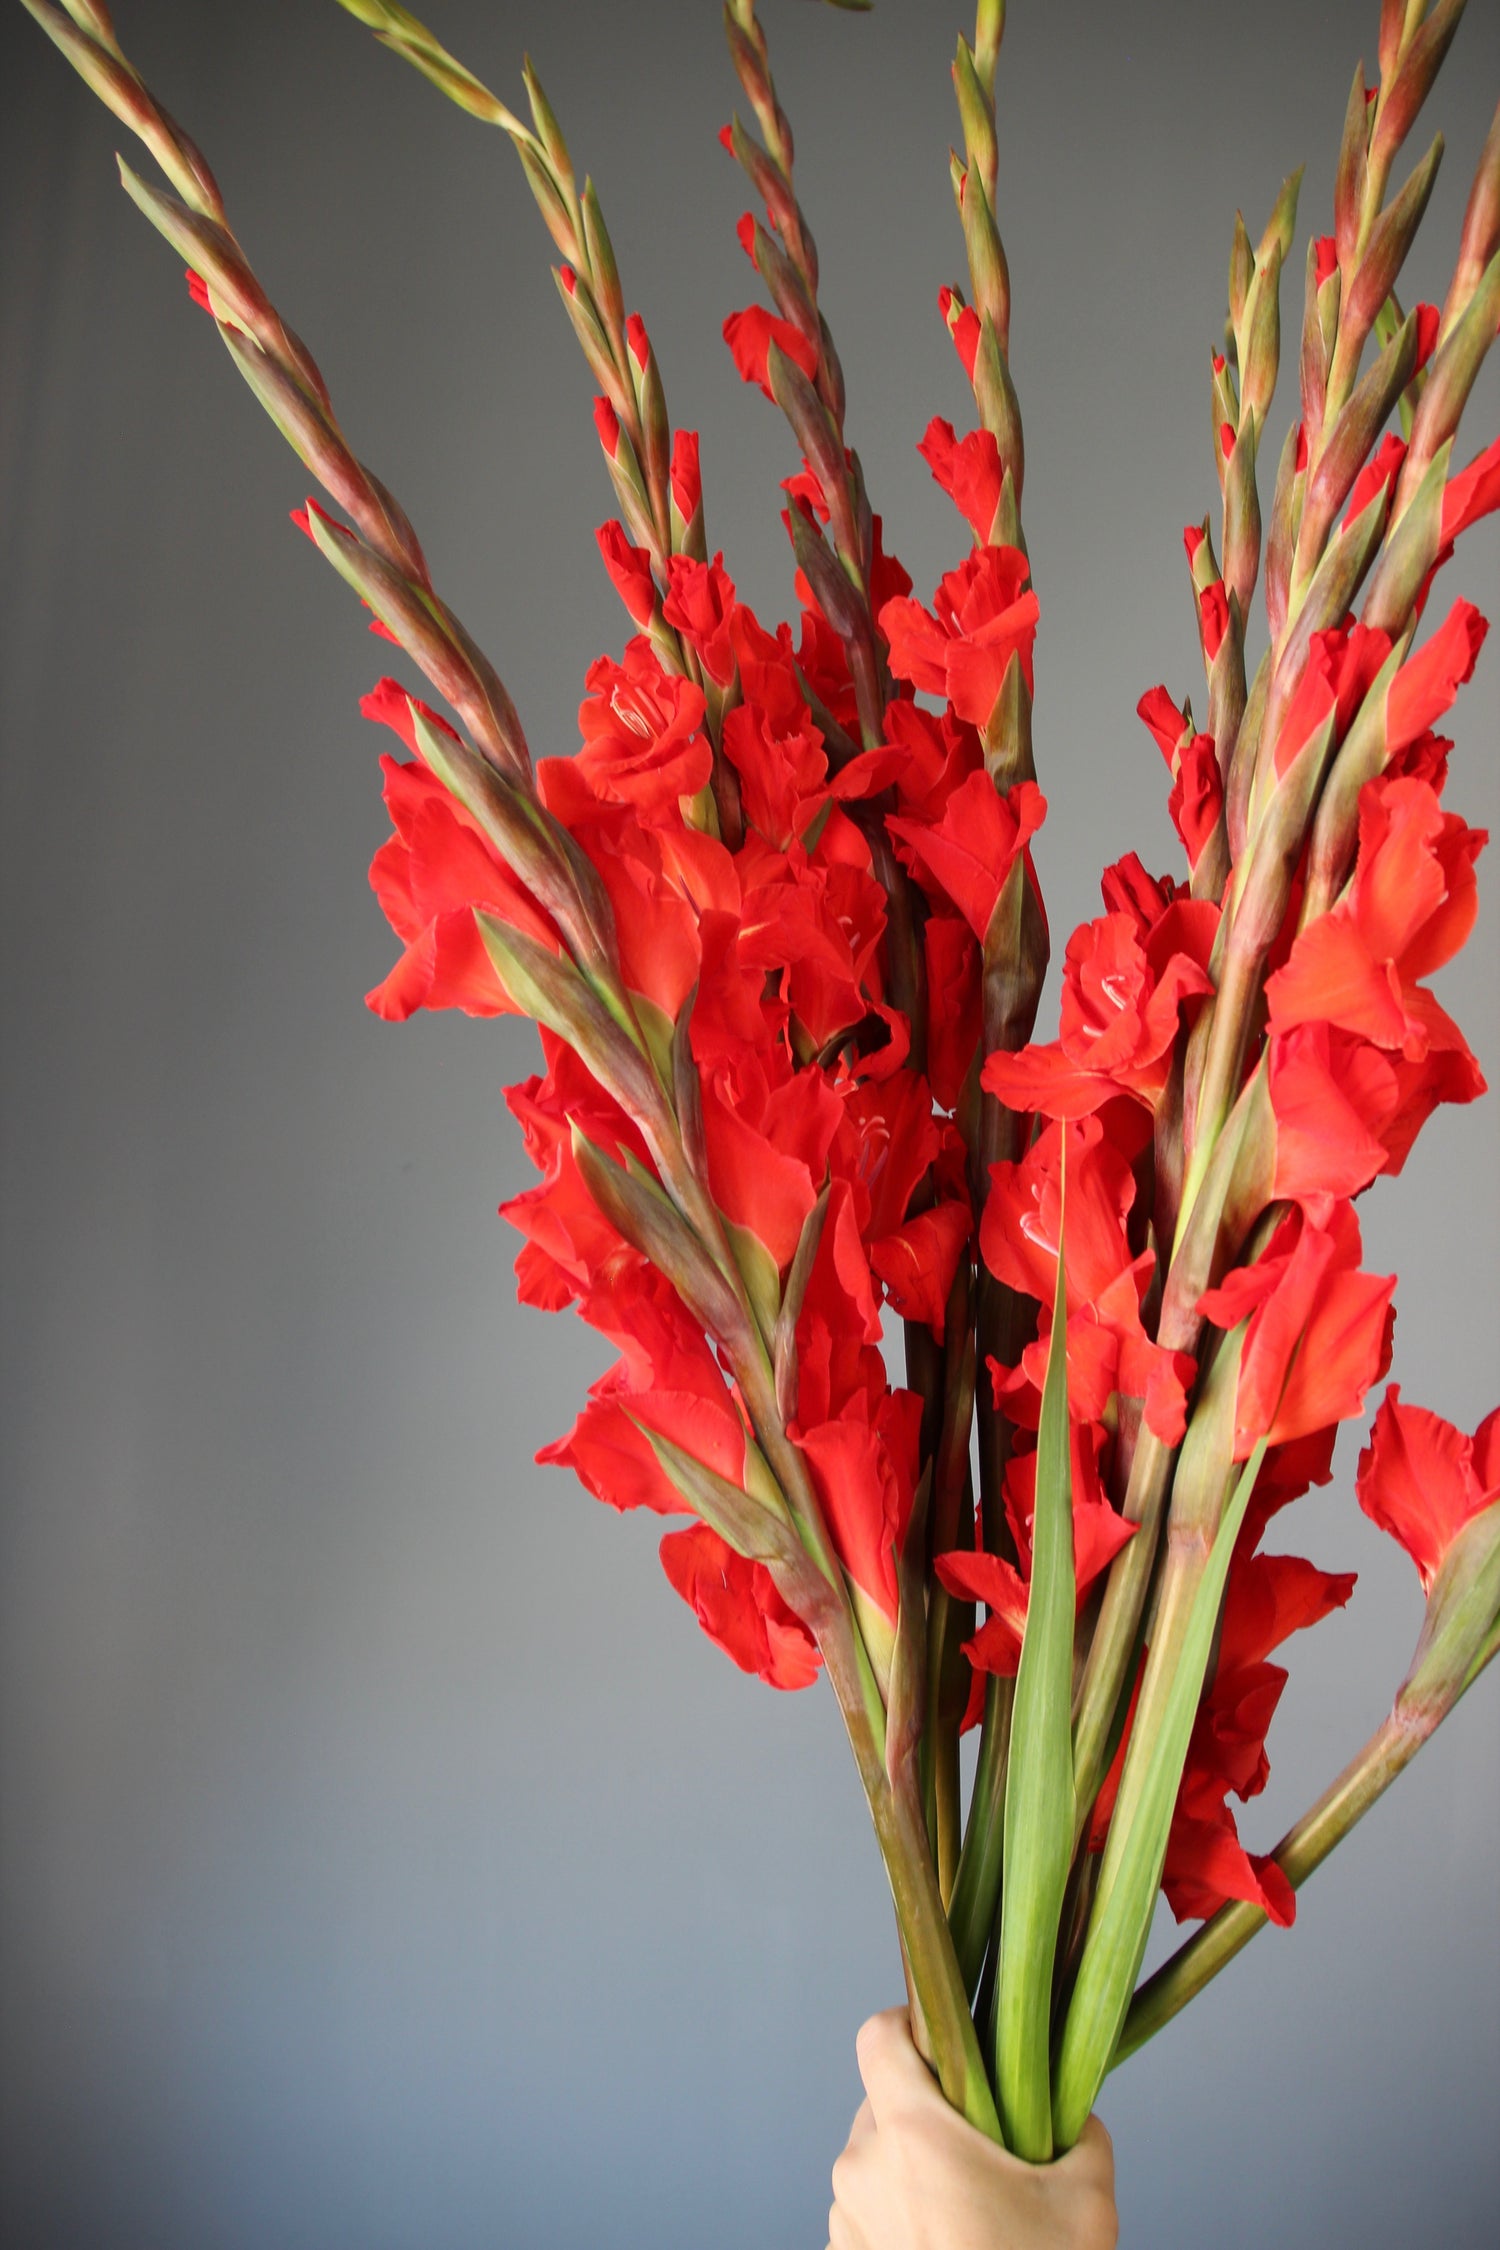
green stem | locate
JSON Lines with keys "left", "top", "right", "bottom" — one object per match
{"left": 1115, "top": 1630, "right": 1500, "bottom": 2066}
{"left": 822, "top": 1606, "right": 1003, "bottom": 2139}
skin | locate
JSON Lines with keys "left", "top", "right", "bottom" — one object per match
{"left": 827, "top": 2011, "right": 1119, "bottom": 2250}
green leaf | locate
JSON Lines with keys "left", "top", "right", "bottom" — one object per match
{"left": 1051, "top": 1434, "right": 1269, "bottom": 2149}
{"left": 993, "top": 1158, "right": 1075, "bottom": 2160}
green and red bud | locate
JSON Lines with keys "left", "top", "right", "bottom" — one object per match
{"left": 785, "top": 498, "right": 866, "bottom": 645}
{"left": 591, "top": 395, "right": 658, "bottom": 555}
{"left": 939, "top": 284, "right": 982, "bottom": 381}
{"left": 555, "top": 264, "right": 633, "bottom": 422}
{"left": 956, "top": 161, "right": 1011, "bottom": 363}
{"left": 1293, "top": 308, "right": 1417, "bottom": 601}
{"left": 1395, "top": 245, "right": 1500, "bottom": 519}
{"left": 1221, "top": 417, "right": 1262, "bottom": 627}
{"left": 1327, "top": 136, "right": 1443, "bottom": 417}
{"left": 669, "top": 430, "right": 706, "bottom": 560}
{"left": 722, "top": 115, "right": 801, "bottom": 268}
{"left": 952, "top": 36, "right": 999, "bottom": 214}
{"left": 1438, "top": 97, "right": 1500, "bottom": 344}
{"left": 624, "top": 313, "right": 671, "bottom": 540}
{"left": 1333, "top": 63, "right": 1373, "bottom": 270}
{"left": 580, "top": 178, "right": 625, "bottom": 344}
{"left": 1264, "top": 418, "right": 1307, "bottom": 643}
{"left": 302, "top": 501, "right": 531, "bottom": 782}
{"left": 739, "top": 213, "right": 822, "bottom": 360}
{"left": 595, "top": 522, "right": 659, "bottom": 632}
{"left": 24, "top": 0, "right": 226, "bottom": 219}
{"left": 1368, "top": 0, "right": 1467, "bottom": 198}
{"left": 1233, "top": 170, "right": 1298, "bottom": 428}
{"left": 1210, "top": 352, "right": 1239, "bottom": 486}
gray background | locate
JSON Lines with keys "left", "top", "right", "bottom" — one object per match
{"left": 2, "top": 2, "right": 1496, "bottom": 2244}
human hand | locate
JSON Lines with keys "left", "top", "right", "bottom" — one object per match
{"left": 827, "top": 2010, "right": 1118, "bottom": 2250}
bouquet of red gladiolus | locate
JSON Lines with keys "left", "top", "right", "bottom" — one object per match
{"left": 24, "top": 0, "right": 1500, "bottom": 2160}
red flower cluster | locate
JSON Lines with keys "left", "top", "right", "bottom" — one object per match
{"left": 974, "top": 511, "right": 1494, "bottom": 1917}
{"left": 360, "top": 453, "right": 1045, "bottom": 1681}
{"left": 355, "top": 143, "right": 1496, "bottom": 1949}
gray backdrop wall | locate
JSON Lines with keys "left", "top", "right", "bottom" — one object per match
{"left": 2, "top": 3, "right": 1496, "bottom": 2245}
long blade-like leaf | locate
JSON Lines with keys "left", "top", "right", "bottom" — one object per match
{"left": 1051, "top": 1431, "right": 1269, "bottom": 2147}
{"left": 994, "top": 1158, "right": 1076, "bottom": 2159}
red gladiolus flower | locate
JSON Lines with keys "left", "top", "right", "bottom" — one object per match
{"left": 541, "top": 1329, "right": 749, "bottom": 1516}
{"left": 780, "top": 1178, "right": 926, "bottom": 1618}
{"left": 502, "top": 1039, "right": 653, "bottom": 1309}
{"left": 1265, "top": 775, "right": 1486, "bottom": 1061}
{"left": 575, "top": 649, "right": 713, "bottom": 818}
{"left": 983, "top": 1116, "right": 1195, "bottom": 1443}
{"left": 1264, "top": 1022, "right": 1394, "bottom": 1220}
{"left": 538, "top": 1241, "right": 764, "bottom": 1548}
{"left": 1268, "top": 621, "right": 1391, "bottom": 780}
{"left": 1385, "top": 599, "right": 1488, "bottom": 758}
{"left": 918, "top": 417, "right": 1005, "bottom": 541}
{"left": 938, "top": 284, "right": 981, "bottom": 379}
{"left": 888, "top": 769, "right": 1046, "bottom": 941}
{"left": 1440, "top": 435, "right": 1500, "bottom": 547}
{"left": 1413, "top": 302, "right": 1442, "bottom": 370}
{"left": 699, "top": 1053, "right": 844, "bottom": 1274}
{"left": 1198, "top": 1202, "right": 1395, "bottom": 1458}
{"left": 670, "top": 429, "right": 702, "bottom": 525}
{"left": 1341, "top": 431, "right": 1406, "bottom": 528}
{"left": 869, "top": 1201, "right": 972, "bottom": 1340}
{"left": 592, "top": 394, "right": 623, "bottom": 463}
{"left": 1162, "top": 1531, "right": 1354, "bottom": 1927}
{"left": 1369, "top": 1031, "right": 1488, "bottom": 1173}
{"left": 662, "top": 552, "right": 739, "bottom": 686}
{"left": 1135, "top": 685, "right": 1187, "bottom": 765}
{"left": 835, "top": 1073, "right": 946, "bottom": 1243}
{"left": 360, "top": 683, "right": 561, "bottom": 1021}
{"left": 722, "top": 303, "right": 820, "bottom": 398}
{"left": 1356, "top": 1387, "right": 1500, "bottom": 1592}
{"left": 1099, "top": 851, "right": 1180, "bottom": 931}
{"left": 625, "top": 312, "right": 652, "bottom": 375}
{"left": 880, "top": 546, "right": 1039, "bottom": 728}
{"left": 798, "top": 1391, "right": 922, "bottom": 1622}
{"left": 782, "top": 461, "right": 830, "bottom": 522}
{"left": 1266, "top": 947, "right": 1484, "bottom": 1195}
{"left": 722, "top": 699, "right": 829, "bottom": 849}
{"left": 982, "top": 896, "right": 1215, "bottom": 1120}
{"left": 659, "top": 1523, "right": 821, "bottom": 1690}
{"left": 738, "top": 844, "right": 889, "bottom": 1050}
{"left": 1137, "top": 686, "right": 1225, "bottom": 872}
{"left": 595, "top": 521, "right": 658, "bottom": 629}
{"left": 875, "top": 697, "right": 983, "bottom": 819}
{"left": 793, "top": 1179, "right": 887, "bottom": 1425}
